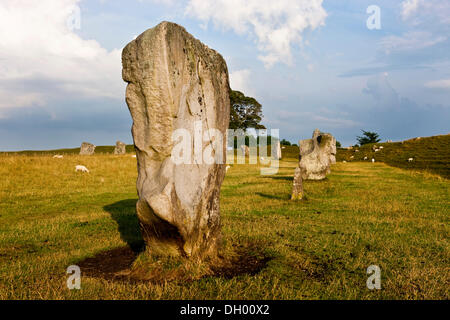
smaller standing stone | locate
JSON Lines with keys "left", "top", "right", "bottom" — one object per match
{"left": 275, "top": 140, "right": 282, "bottom": 160}
{"left": 114, "top": 141, "right": 127, "bottom": 155}
{"left": 291, "top": 167, "right": 304, "bottom": 200}
{"left": 80, "top": 142, "right": 95, "bottom": 155}
{"left": 240, "top": 145, "right": 249, "bottom": 157}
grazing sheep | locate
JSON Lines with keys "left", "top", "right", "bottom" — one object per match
{"left": 375, "top": 149, "right": 380, "bottom": 152}
{"left": 364, "top": 156, "right": 368, "bottom": 160}
{"left": 131, "top": 155, "right": 137, "bottom": 158}
{"left": 53, "top": 155, "right": 63, "bottom": 159}
{"left": 408, "top": 158, "right": 414, "bottom": 162}
{"left": 75, "top": 165, "right": 89, "bottom": 173}
{"left": 260, "top": 157, "right": 265, "bottom": 161}
{"left": 342, "top": 160, "right": 347, "bottom": 163}
{"left": 379, "top": 146, "right": 384, "bottom": 149}
{"left": 226, "top": 165, "right": 231, "bottom": 172}
{"left": 372, "top": 158, "right": 375, "bottom": 163}
{"left": 355, "top": 150, "right": 359, "bottom": 152}
{"left": 350, "top": 156, "right": 354, "bottom": 159}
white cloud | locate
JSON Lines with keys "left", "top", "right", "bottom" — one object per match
{"left": 400, "top": 0, "right": 450, "bottom": 25}
{"left": 185, "top": 0, "right": 327, "bottom": 68}
{"left": 0, "top": 0, "right": 123, "bottom": 109}
{"left": 229, "top": 69, "right": 253, "bottom": 95}
{"left": 401, "top": 0, "right": 422, "bottom": 20}
{"left": 380, "top": 31, "right": 446, "bottom": 54}
{"left": 425, "top": 79, "right": 450, "bottom": 89}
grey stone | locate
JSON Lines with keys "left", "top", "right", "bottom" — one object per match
{"left": 296, "top": 129, "right": 336, "bottom": 180}
{"left": 114, "top": 141, "right": 127, "bottom": 155}
{"left": 122, "top": 22, "right": 230, "bottom": 260}
{"left": 80, "top": 142, "right": 95, "bottom": 155}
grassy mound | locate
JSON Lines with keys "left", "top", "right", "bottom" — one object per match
{"left": 336, "top": 134, "right": 450, "bottom": 179}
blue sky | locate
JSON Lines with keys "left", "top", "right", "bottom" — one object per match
{"left": 0, "top": 0, "right": 449, "bottom": 150}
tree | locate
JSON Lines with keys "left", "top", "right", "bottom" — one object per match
{"left": 336, "top": 141, "right": 342, "bottom": 148}
{"left": 229, "top": 90, "right": 265, "bottom": 131}
{"left": 280, "top": 139, "right": 291, "bottom": 146}
{"left": 357, "top": 130, "right": 381, "bottom": 145}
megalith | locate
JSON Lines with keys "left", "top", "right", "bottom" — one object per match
{"left": 296, "top": 129, "right": 336, "bottom": 180}
{"left": 114, "top": 141, "right": 127, "bottom": 155}
{"left": 80, "top": 142, "right": 95, "bottom": 155}
{"left": 122, "top": 22, "right": 230, "bottom": 260}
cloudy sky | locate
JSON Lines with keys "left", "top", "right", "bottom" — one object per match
{"left": 0, "top": 0, "right": 449, "bottom": 150}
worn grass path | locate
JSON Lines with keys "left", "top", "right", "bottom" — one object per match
{"left": 0, "top": 154, "right": 448, "bottom": 299}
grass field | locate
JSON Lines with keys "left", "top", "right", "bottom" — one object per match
{"left": 0, "top": 153, "right": 448, "bottom": 299}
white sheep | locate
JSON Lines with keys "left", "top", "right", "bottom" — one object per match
{"left": 342, "top": 160, "right": 347, "bottom": 163}
{"left": 131, "top": 155, "right": 137, "bottom": 158}
{"left": 75, "top": 165, "right": 89, "bottom": 173}
{"left": 408, "top": 158, "right": 414, "bottom": 162}
{"left": 379, "top": 146, "right": 384, "bottom": 149}
{"left": 226, "top": 165, "right": 231, "bottom": 172}
{"left": 350, "top": 156, "right": 354, "bottom": 159}
{"left": 53, "top": 155, "right": 63, "bottom": 159}
{"left": 372, "top": 158, "right": 375, "bottom": 163}
{"left": 364, "top": 156, "right": 368, "bottom": 160}
{"left": 375, "top": 149, "right": 380, "bottom": 152}
{"left": 260, "top": 157, "right": 265, "bottom": 161}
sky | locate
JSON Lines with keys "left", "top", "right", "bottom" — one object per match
{"left": 0, "top": 0, "right": 449, "bottom": 150}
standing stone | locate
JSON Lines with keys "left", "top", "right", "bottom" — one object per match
{"left": 80, "top": 142, "right": 95, "bottom": 155}
{"left": 296, "top": 129, "right": 336, "bottom": 180}
{"left": 122, "top": 22, "right": 230, "bottom": 260}
{"left": 275, "top": 140, "right": 282, "bottom": 160}
{"left": 291, "top": 167, "right": 304, "bottom": 200}
{"left": 114, "top": 141, "right": 127, "bottom": 155}
{"left": 240, "top": 145, "right": 249, "bottom": 157}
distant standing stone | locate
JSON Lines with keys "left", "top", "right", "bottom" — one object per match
{"left": 297, "top": 129, "right": 336, "bottom": 180}
{"left": 291, "top": 167, "right": 304, "bottom": 200}
{"left": 240, "top": 145, "right": 249, "bottom": 157}
{"left": 80, "top": 142, "right": 95, "bottom": 155}
{"left": 275, "top": 140, "right": 282, "bottom": 160}
{"left": 114, "top": 141, "right": 126, "bottom": 155}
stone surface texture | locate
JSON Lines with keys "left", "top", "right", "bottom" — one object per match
{"left": 80, "top": 142, "right": 95, "bottom": 155}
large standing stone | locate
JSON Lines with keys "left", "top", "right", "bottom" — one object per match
{"left": 114, "top": 141, "right": 127, "bottom": 155}
{"left": 122, "top": 22, "right": 230, "bottom": 260}
{"left": 80, "top": 142, "right": 95, "bottom": 155}
{"left": 296, "top": 129, "right": 336, "bottom": 180}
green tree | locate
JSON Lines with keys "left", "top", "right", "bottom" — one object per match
{"left": 357, "top": 130, "right": 381, "bottom": 145}
{"left": 336, "top": 141, "right": 342, "bottom": 148}
{"left": 280, "top": 139, "right": 291, "bottom": 146}
{"left": 229, "top": 90, "right": 265, "bottom": 131}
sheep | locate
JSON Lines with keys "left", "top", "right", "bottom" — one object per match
{"left": 75, "top": 165, "right": 89, "bottom": 173}
{"left": 375, "top": 149, "right": 380, "bottom": 152}
{"left": 408, "top": 158, "right": 414, "bottom": 162}
{"left": 260, "top": 157, "right": 265, "bottom": 161}
{"left": 342, "top": 160, "right": 347, "bottom": 163}
{"left": 350, "top": 156, "right": 354, "bottom": 159}
{"left": 131, "top": 155, "right": 137, "bottom": 158}
{"left": 379, "top": 146, "right": 384, "bottom": 149}
{"left": 372, "top": 158, "right": 375, "bottom": 163}
{"left": 364, "top": 156, "right": 368, "bottom": 160}
{"left": 53, "top": 155, "right": 63, "bottom": 159}
{"left": 226, "top": 165, "right": 231, "bottom": 172}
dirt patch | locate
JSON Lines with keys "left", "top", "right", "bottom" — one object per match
{"left": 76, "top": 243, "right": 271, "bottom": 283}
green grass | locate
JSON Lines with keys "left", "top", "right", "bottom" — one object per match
{"left": 0, "top": 154, "right": 448, "bottom": 299}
